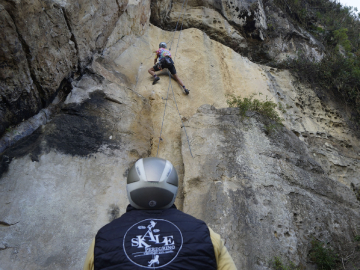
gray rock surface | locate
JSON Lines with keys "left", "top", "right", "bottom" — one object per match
{"left": 182, "top": 105, "right": 360, "bottom": 269}
{"left": 0, "top": 0, "right": 151, "bottom": 136}
{"left": 0, "top": 0, "right": 77, "bottom": 135}
{"left": 263, "top": 0, "right": 324, "bottom": 62}
{"left": 55, "top": 0, "right": 129, "bottom": 68}
{"left": 0, "top": 5, "right": 41, "bottom": 136}
{"left": 0, "top": 0, "right": 78, "bottom": 102}
{"left": 0, "top": 74, "right": 153, "bottom": 270}
{"left": 0, "top": 0, "right": 324, "bottom": 137}
{"left": 0, "top": 3, "right": 360, "bottom": 269}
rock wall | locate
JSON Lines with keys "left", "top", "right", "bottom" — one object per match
{"left": 1, "top": 1, "right": 360, "bottom": 269}
{"left": 0, "top": 1, "right": 76, "bottom": 136}
{"left": 182, "top": 105, "right": 360, "bottom": 268}
{"left": 0, "top": 0, "right": 324, "bottom": 136}
{"left": 150, "top": 0, "right": 324, "bottom": 62}
{"left": 0, "top": 74, "right": 153, "bottom": 270}
{"left": 0, "top": 0, "right": 150, "bottom": 136}
{"left": 1, "top": 24, "right": 360, "bottom": 269}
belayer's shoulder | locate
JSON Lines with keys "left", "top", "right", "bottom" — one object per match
{"left": 171, "top": 208, "right": 207, "bottom": 222}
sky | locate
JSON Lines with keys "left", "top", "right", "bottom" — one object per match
{"left": 338, "top": 0, "right": 360, "bottom": 12}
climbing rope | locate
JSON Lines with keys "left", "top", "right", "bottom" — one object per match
{"left": 145, "top": 0, "right": 188, "bottom": 63}
{"left": 156, "top": 72, "right": 172, "bottom": 157}
{"left": 169, "top": 72, "right": 194, "bottom": 158}
{"left": 173, "top": 0, "right": 188, "bottom": 62}
{"left": 168, "top": 0, "right": 188, "bottom": 51}
{"left": 156, "top": 0, "right": 193, "bottom": 158}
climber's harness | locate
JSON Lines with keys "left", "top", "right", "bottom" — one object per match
{"left": 156, "top": 62, "right": 163, "bottom": 70}
{"left": 158, "top": 56, "right": 174, "bottom": 70}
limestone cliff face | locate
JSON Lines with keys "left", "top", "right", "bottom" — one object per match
{"left": 1, "top": 1, "right": 360, "bottom": 270}
{"left": 0, "top": 0, "right": 323, "bottom": 135}
{"left": 151, "top": 0, "right": 324, "bottom": 62}
{"left": 182, "top": 105, "right": 360, "bottom": 268}
{"left": 0, "top": 0, "right": 150, "bottom": 136}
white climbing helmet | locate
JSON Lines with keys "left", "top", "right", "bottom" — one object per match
{"left": 126, "top": 157, "right": 178, "bottom": 209}
{"left": 159, "top": 42, "right": 167, "bottom": 48}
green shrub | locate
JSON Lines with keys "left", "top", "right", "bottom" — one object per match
{"left": 227, "top": 94, "right": 284, "bottom": 124}
{"left": 272, "top": 0, "right": 360, "bottom": 123}
{"left": 273, "top": 0, "right": 360, "bottom": 49}
{"left": 333, "top": 28, "right": 352, "bottom": 52}
{"left": 227, "top": 94, "right": 284, "bottom": 133}
{"left": 270, "top": 256, "right": 300, "bottom": 270}
{"left": 309, "top": 239, "right": 338, "bottom": 269}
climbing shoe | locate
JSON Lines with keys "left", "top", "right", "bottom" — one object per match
{"left": 153, "top": 76, "right": 160, "bottom": 85}
{"left": 184, "top": 88, "right": 190, "bottom": 95}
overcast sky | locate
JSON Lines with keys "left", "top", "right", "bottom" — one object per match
{"left": 338, "top": 0, "right": 360, "bottom": 12}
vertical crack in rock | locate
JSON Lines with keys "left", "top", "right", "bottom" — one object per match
{"left": 116, "top": 0, "right": 126, "bottom": 13}
{"left": 5, "top": 10, "right": 46, "bottom": 109}
{"left": 61, "top": 7, "right": 80, "bottom": 71}
{"left": 149, "top": 134, "right": 154, "bottom": 153}
{"left": 351, "top": 183, "right": 360, "bottom": 202}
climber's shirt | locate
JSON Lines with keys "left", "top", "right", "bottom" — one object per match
{"left": 156, "top": 48, "right": 172, "bottom": 61}
{"left": 154, "top": 48, "right": 176, "bottom": 74}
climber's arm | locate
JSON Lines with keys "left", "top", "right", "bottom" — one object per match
{"left": 154, "top": 50, "right": 159, "bottom": 64}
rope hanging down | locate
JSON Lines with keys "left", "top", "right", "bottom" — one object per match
{"left": 144, "top": 0, "right": 187, "bottom": 62}
{"left": 168, "top": 0, "right": 188, "bottom": 51}
{"left": 156, "top": 0, "right": 193, "bottom": 158}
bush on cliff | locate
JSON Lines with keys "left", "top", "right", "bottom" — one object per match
{"left": 227, "top": 94, "right": 284, "bottom": 133}
{"left": 272, "top": 0, "right": 360, "bottom": 123}
{"left": 309, "top": 239, "right": 338, "bottom": 269}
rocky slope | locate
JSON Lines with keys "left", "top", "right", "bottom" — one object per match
{"left": 1, "top": 0, "right": 360, "bottom": 269}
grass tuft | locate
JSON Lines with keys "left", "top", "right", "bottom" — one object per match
{"left": 270, "top": 256, "right": 300, "bottom": 270}
{"left": 227, "top": 94, "right": 284, "bottom": 133}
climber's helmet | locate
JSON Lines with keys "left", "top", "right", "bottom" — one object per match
{"left": 159, "top": 42, "right": 167, "bottom": 49}
{"left": 127, "top": 157, "right": 178, "bottom": 209}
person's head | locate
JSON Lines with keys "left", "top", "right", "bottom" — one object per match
{"left": 159, "top": 42, "right": 167, "bottom": 49}
{"left": 126, "top": 157, "right": 178, "bottom": 209}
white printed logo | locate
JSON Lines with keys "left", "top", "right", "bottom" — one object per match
{"left": 123, "top": 219, "right": 183, "bottom": 268}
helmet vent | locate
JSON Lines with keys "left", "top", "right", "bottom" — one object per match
{"left": 136, "top": 166, "right": 141, "bottom": 176}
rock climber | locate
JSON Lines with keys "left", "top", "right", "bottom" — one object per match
{"left": 148, "top": 42, "right": 190, "bottom": 95}
{"left": 83, "top": 157, "right": 236, "bottom": 270}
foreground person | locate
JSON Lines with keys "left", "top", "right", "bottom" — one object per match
{"left": 83, "top": 157, "right": 236, "bottom": 270}
{"left": 148, "top": 42, "right": 190, "bottom": 95}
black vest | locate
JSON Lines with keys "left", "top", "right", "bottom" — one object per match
{"left": 94, "top": 205, "right": 217, "bottom": 270}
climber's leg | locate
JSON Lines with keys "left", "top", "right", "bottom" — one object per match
{"left": 172, "top": 73, "right": 190, "bottom": 95}
{"left": 149, "top": 65, "right": 161, "bottom": 84}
